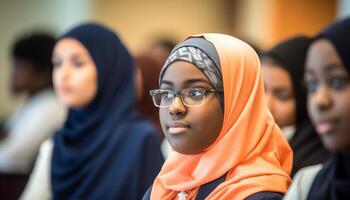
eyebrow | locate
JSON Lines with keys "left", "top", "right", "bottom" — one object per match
{"left": 53, "top": 52, "right": 89, "bottom": 60}
{"left": 306, "top": 63, "right": 343, "bottom": 74}
{"left": 160, "top": 78, "right": 212, "bottom": 87}
{"left": 272, "top": 87, "right": 290, "bottom": 92}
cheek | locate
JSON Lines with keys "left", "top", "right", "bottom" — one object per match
{"left": 159, "top": 108, "right": 168, "bottom": 132}
{"left": 195, "top": 102, "right": 223, "bottom": 148}
{"left": 59, "top": 70, "right": 97, "bottom": 108}
{"left": 307, "top": 95, "right": 318, "bottom": 124}
{"left": 338, "top": 93, "right": 350, "bottom": 143}
{"left": 75, "top": 71, "right": 97, "bottom": 106}
{"left": 276, "top": 100, "right": 296, "bottom": 126}
{"left": 52, "top": 70, "right": 60, "bottom": 88}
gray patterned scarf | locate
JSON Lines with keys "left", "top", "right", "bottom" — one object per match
{"left": 160, "top": 39, "right": 224, "bottom": 108}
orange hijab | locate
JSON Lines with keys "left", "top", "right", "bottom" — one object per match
{"left": 151, "top": 33, "right": 292, "bottom": 199}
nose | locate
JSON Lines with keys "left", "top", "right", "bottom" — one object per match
{"left": 169, "top": 96, "right": 187, "bottom": 116}
{"left": 313, "top": 85, "right": 332, "bottom": 112}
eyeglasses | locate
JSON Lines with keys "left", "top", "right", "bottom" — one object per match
{"left": 149, "top": 88, "right": 222, "bottom": 107}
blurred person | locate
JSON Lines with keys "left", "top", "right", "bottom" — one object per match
{"left": 138, "top": 37, "right": 176, "bottom": 66}
{"left": 238, "top": 37, "right": 262, "bottom": 57}
{"left": 134, "top": 37, "right": 176, "bottom": 157}
{"left": 284, "top": 18, "right": 350, "bottom": 200}
{"left": 0, "top": 33, "right": 66, "bottom": 174}
{"left": 143, "top": 34, "right": 292, "bottom": 199}
{"left": 134, "top": 55, "right": 164, "bottom": 138}
{"left": 21, "top": 23, "right": 164, "bottom": 200}
{"left": 261, "top": 36, "right": 330, "bottom": 176}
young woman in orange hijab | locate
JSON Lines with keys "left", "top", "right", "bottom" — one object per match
{"left": 143, "top": 34, "right": 292, "bottom": 199}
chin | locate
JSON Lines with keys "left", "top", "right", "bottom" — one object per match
{"left": 60, "top": 98, "right": 79, "bottom": 108}
{"left": 322, "top": 139, "right": 347, "bottom": 153}
{"left": 172, "top": 145, "right": 202, "bottom": 155}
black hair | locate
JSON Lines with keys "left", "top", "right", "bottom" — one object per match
{"left": 12, "top": 33, "right": 56, "bottom": 73}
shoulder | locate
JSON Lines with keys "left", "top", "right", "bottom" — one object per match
{"left": 22, "top": 90, "right": 66, "bottom": 121}
{"left": 20, "top": 139, "right": 53, "bottom": 199}
{"left": 121, "top": 116, "right": 163, "bottom": 160}
{"left": 41, "top": 139, "right": 54, "bottom": 154}
{"left": 126, "top": 116, "right": 161, "bottom": 144}
{"left": 283, "top": 164, "right": 323, "bottom": 200}
{"left": 35, "top": 139, "right": 53, "bottom": 169}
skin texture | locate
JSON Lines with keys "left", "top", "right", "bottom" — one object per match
{"left": 305, "top": 39, "right": 350, "bottom": 152}
{"left": 262, "top": 63, "right": 296, "bottom": 128}
{"left": 159, "top": 61, "right": 223, "bottom": 154}
{"left": 52, "top": 38, "right": 97, "bottom": 109}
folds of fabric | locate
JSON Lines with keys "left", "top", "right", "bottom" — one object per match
{"left": 151, "top": 33, "right": 292, "bottom": 200}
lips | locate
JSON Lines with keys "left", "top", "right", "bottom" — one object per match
{"left": 314, "top": 119, "right": 338, "bottom": 136}
{"left": 167, "top": 121, "right": 190, "bottom": 135}
{"left": 56, "top": 85, "right": 71, "bottom": 94}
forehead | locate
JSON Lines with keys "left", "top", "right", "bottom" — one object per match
{"left": 306, "top": 39, "right": 345, "bottom": 73}
{"left": 54, "top": 38, "right": 89, "bottom": 56}
{"left": 262, "top": 65, "right": 292, "bottom": 87}
{"left": 161, "top": 61, "right": 211, "bottom": 86}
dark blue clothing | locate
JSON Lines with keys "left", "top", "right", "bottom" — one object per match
{"left": 51, "top": 23, "right": 164, "bottom": 200}
{"left": 142, "top": 174, "right": 283, "bottom": 200}
{"left": 308, "top": 153, "right": 350, "bottom": 200}
{"left": 306, "top": 17, "right": 350, "bottom": 200}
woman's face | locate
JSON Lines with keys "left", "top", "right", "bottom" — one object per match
{"left": 262, "top": 63, "right": 296, "bottom": 128}
{"left": 52, "top": 38, "right": 97, "bottom": 108}
{"left": 305, "top": 39, "right": 350, "bottom": 151}
{"left": 159, "top": 61, "right": 224, "bottom": 154}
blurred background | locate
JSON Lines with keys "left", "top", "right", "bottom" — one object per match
{"left": 0, "top": 0, "right": 349, "bottom": 118}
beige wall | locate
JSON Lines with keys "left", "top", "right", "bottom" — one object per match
{"left": 90, "top": 0, "right": 234, "bottom": 53}
{"left": 265, "top": 0, "right": 336, "bottom": 49}
{"left": 0, "top": 0, "right": 343, "bottom": 118}
{"left": 233, "top": 0, "right": 336, "bottom": 49}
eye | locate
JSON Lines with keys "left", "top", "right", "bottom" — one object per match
{"left": 161, "top": 91, "right": 173, "bottom": 101}
{"left": 329, "top": 77, "right": 349, "bottom": 90}
{"left": 305, "top": 79, "right": 318, "bottom": 93}
{"left": 52, "top": 58, "right": 62, "bottom": 68}
{"left": 275, "top": 90, "right": 293, "bottom": 101}
{"left": 73, "top": 59, "right": 85, "bottom": 68}
{"left": 188, "top": 88, "right": 203, "bottom": 97}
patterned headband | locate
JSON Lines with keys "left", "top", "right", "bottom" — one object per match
{"left": 160, "top": 46, "right": 224, "bottom": 108}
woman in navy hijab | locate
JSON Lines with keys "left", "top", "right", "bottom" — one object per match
{"left": 22, "top": 23, "right": 164, "bottom": 199}
{"left": 284, "top": 18, "right": 350, "bottom": 200}
{"left": 51, "top": 22, "right": 164, "bottom": 199}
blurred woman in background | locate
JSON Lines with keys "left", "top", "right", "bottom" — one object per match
{"left": 21, "top": 23, "right": 164, "bottom": 200}
{"left": 261, "top": 36, "right": 329, "bottom": 176}
{"left": 284, "top": 17, "right": 350, "bottom": 200}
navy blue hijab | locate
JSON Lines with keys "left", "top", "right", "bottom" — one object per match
{"left": 308, "top": 18, "right": 350, "bottom": 200}
{"left": 51, "top": 23, "right": 164, "bottom": 199}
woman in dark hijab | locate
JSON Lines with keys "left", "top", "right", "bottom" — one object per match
{"left": 21, "top": 23, "right": 164, "bottom": 200}
{"left": 284, "top": 17, "right": 350, "bottom": 200}
{"left": 261, "top": 36, "right": 330, "bottom": 176}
